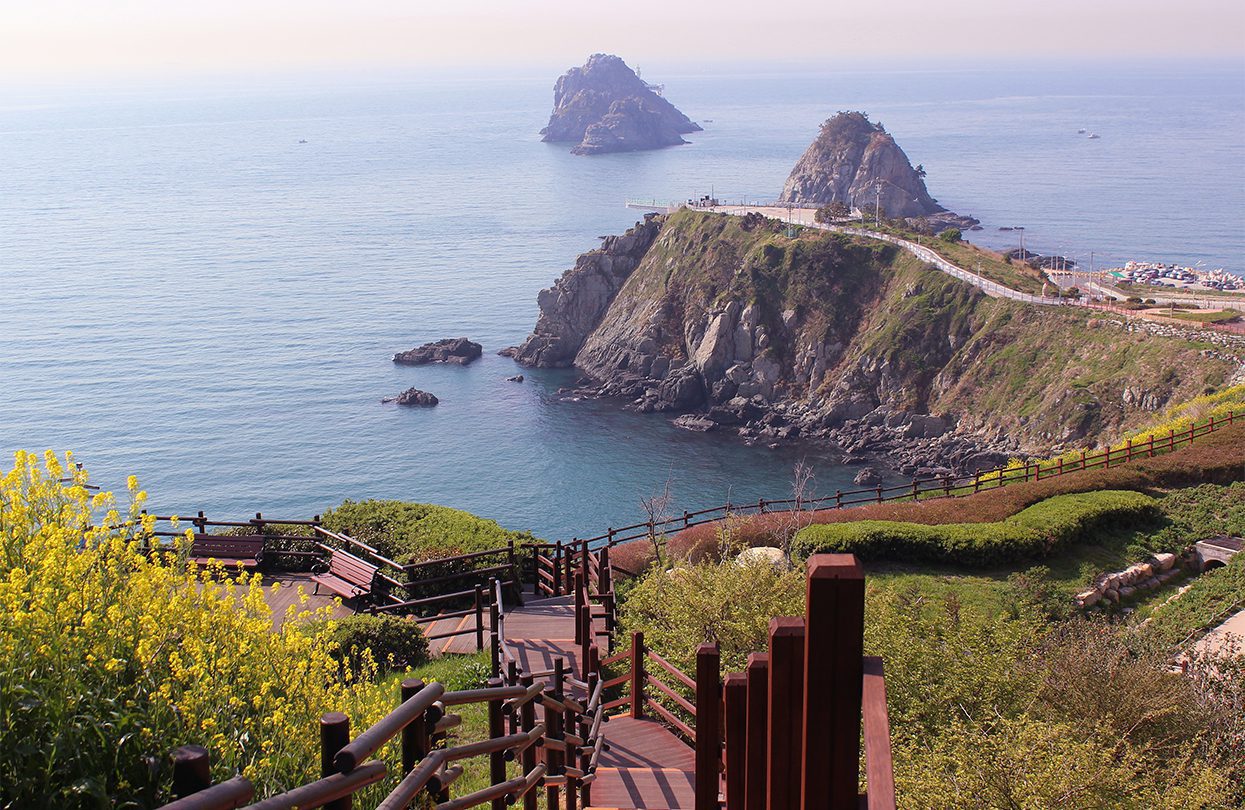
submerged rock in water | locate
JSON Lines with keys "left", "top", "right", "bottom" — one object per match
{"left": 853, "top": 467, "right": 882, "bottom": 486}
{"left": 507, "top": 374, "right": 525, "bottom": 383}
{"left": 393, "top": 338, "right": 482, "bottom": 366}
{"left": 383, "top": 388, "right": 439, "bottom": 407}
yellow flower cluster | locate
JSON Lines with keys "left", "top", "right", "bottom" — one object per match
{"left": 0, "top": 451, "right": 395, "bottom": 806}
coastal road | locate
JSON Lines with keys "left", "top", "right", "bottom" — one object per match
{"left": 705, "top": 204, "right": 1065, "bottom": 306}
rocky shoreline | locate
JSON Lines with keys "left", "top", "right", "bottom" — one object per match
{"left": 552, "top": 374, "right": 1017, "bottom": 477}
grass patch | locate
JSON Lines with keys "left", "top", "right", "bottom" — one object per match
{"left": 1164, "top": 309, "right": 1242, "bottom": 324}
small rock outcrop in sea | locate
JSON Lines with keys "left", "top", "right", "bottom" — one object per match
{"left": 780, "top": 112, "right": 943, "bottom": 219}
{"left": 506, "top": 374, "right": 524, "bottom": 383}
{"left": 541, "top": 54, "right": 701, "bottom": 155}
{"left": 383, "top": 388, "right": 439, "bottom": 407}
{"left": 393, "top": 338, "right": 482, "bottom": 366}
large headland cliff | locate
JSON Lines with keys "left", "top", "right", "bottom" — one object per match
{"left": 541, "top": 54, "right": 701, "bottom": 156}
{"left": 505, "top": 210, "right": 1242, "bottom": 475}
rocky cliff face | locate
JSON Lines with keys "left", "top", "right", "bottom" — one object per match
{"left": 541, "top": 54, "right": 701, "bottom": 155}
{"left": 509, "top": 210, "right": 1240, "bottom": 474}
{"left": 780, "top": 112, "right": 942, "bottom": 219}
{"left": 504, "top": 215, "right": 663, "bottom": 367}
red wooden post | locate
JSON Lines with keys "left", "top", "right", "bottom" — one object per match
{"left": 400, "top": 678, "right": 427, "bottom": 773}
{"left": 553, "top": 541, "right": 563, "bottom": 596}
{"left": 579, "top": 603, "right": 591, "bottom": 676}
{"left": 474, "top": 585, "right": 485, "bottom": 651}
{"left": 170, "top": 745, "right": 211, "bottom": 799}
{"left": 519, "top": 672, "right": 538, "bottom": 810}
{"left": 320, "top": 712, "right": 351, "bottom": 810}
{"left": 573, "top": 573, "right": 585, "bottom": 645}
{"left": 1148, "top": 434, "right": 1154, "bottom": 457}
{"left": 1080, "top": 448, "right": 1087, "bottom": 469}
{"left": 1169, "top": 427, "right": 1175, "bottom": 450}
{"left": 1126, "top": 438, "right": 1132, "bottom": 462}
{"left": 695, "top": 643, "right": 722, "bottom": 810}
{"left": 546, "top": 659, "right": 565, "bottom": 810}
{"left": 800, "top": 555, "right": 864, "bottom": 810}
{"left": 1057, "top": 457, "right": 1063, "bottom": 476}
{"left": 1104, "top": 446, "right": 1111, "bottom": 468}
{"left": 630, "top": 631, "right": 645, "bottom": 719}
{"left": 566, "top": 539, "right": 578, "bottom": 593}
{"left": 488, "top": 676, "right": 507, "bottom": 810}
{"left": 766, "top": 618, "right": 805, "bottom": 810}
{"left": 911, "top": 480, "right": 918, "bottom": 501}
{"left": 835, "top": 490, "right": 842, "bottom": 509}
{"left": 744, "top": 654, "right": 769, "bottom": 810}
{"left": 599, "top": 545, "right": 612, "bottom": 595}
{"left": 723, "top": 673, "right": 748, "bottom": 810}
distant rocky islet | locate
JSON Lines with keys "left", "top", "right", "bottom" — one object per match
{"left": 541, "top": 54, "right": 701, "bottom": 156}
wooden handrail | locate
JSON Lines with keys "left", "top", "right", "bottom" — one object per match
{"left": 242, "top": 760, "right": 387, "bottom": 810}
{"left": 646, "top": 650, "right": 697, "bottom": 691}
{"left": 404, "top": 546, "right": 511, "bottom": 571}
{"left": 645, "top": 674, "right": 697, "bottom": 717}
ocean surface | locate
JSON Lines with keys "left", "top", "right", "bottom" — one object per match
{"left": 2, "top": 62, "right": 1242, "bottom": 540}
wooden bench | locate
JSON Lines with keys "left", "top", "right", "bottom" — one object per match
{"left": 313, "top": 547, "right": 378, "bottom": 601}
{"left": 189, "top": 534, "right": 266, "bottom": 569}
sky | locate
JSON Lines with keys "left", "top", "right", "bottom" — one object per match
{"left": 1, "top": 0, "right": 1243, "bottom": 83}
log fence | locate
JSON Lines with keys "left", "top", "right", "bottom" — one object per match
{"left": 552, "top": 410, "right": 1236, "bottom": 554}
{"left": 157, "top": 638, "right": 609, "bottom": 810}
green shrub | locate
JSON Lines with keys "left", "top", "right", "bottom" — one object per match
{"left": 329, "top": 614, "right": 429, "bottom": 677}
{"left": 793, "top": 491, "right": 1160, "bottom": 566}
{"left": 321, "top": 499, "right": 535, "bottom": 564}
{"left": 937, "top": 227, "right": 962, "bottom": 243}
{"left": 620, "top": 558, "right": 806, "bottom": 673}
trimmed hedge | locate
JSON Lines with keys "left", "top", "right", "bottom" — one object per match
{"left": 321, "top": 499, "right": 535, "bottom": 565}
{"left": 792, "top": 490, "right": 1161, "bottom": 566}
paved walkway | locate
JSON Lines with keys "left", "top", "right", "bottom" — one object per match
{"left": 501, "top": 592, "right": 697, "bottom": 810}
{"left": 1192, "top": 607, "right": 1245, "bottom": 659}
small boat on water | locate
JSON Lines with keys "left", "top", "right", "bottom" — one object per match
{"left": 1077, "top": 128, "right": 1086, "bottom": 134}
{"left": 1087, "top": 133, "right": 1100, "bottom": 139}
{"left": 298, "top": 139, "right": 308, "bottom": 144}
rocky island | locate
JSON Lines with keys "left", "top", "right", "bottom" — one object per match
{"left": 781, "top": 111, "right": 975, "bottom": 230}
{"left": 383, "top": 388, "right": 439, "bottom": 406}
{"left": 393, "top": 338, "right": 482, "bottom": 366}
{"left": 507, "top": 210, "right": 1239, "bottom": 475}
{"left": 541, "top": 54, "right": 701, "bottom": 156}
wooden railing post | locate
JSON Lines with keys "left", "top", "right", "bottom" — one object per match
{"left": 723, "top": 673, "right": 748, "bottom": 810}
{"left": 630, "top": 631, "right": 645, "bottom": 719}
{"left": 579, "top": 602, "right": 591, "bottom": 675}
{"left": 519, "top": 673, "right": 538, "bottom": 810}
{"left": 767, "top": 618, "right": 805, "bottom": 810}
{"left": 580, "top": 542, "right": 591, "bottom": 593}
{"left": 400, "top": 678, "right": 427, "bottom": 773}
{"left": 744, "top": 653, "right": 769, "bottom": 810}
{"left": 489, "top": 599, "right": 501, "bottom": 678}
{"left": 546, "top": 659, "right": 565, "bottom": 810}
{"left": 695, "top": 643, "right": 722, "bottom": 810}
{"left": 599, "top": 545, "right": 612, "bottom": 595}
{"left": 320, "top": 712, "right": 351, "bottom": 810}
{"left": 573, "top": 573, "right": 585, "bottom": 645}
{"left": 475, "top": 585, "right": 486, "bottom": 652}
{"left": 800, "top": 555, "right": 864, "bottom": 810}
{"left": 553, "top": 541, "right": 563, "bottom": 596}
{"left": 487, "top": 676, "right": 507, "bottom": 810}
{"left": 170, "top": 745, "right": 211, "bottom": 799}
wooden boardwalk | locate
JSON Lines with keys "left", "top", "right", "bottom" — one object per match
{"left": 502, "top": 593, "right": 697, "bottom": 810}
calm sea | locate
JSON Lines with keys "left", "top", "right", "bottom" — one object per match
{"left": 1, "top": 62, "right": 1242, "bottom": 540}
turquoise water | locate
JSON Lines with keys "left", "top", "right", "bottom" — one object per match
{"left": 1, "top": 62, "right": 1242, "bottom": 539}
